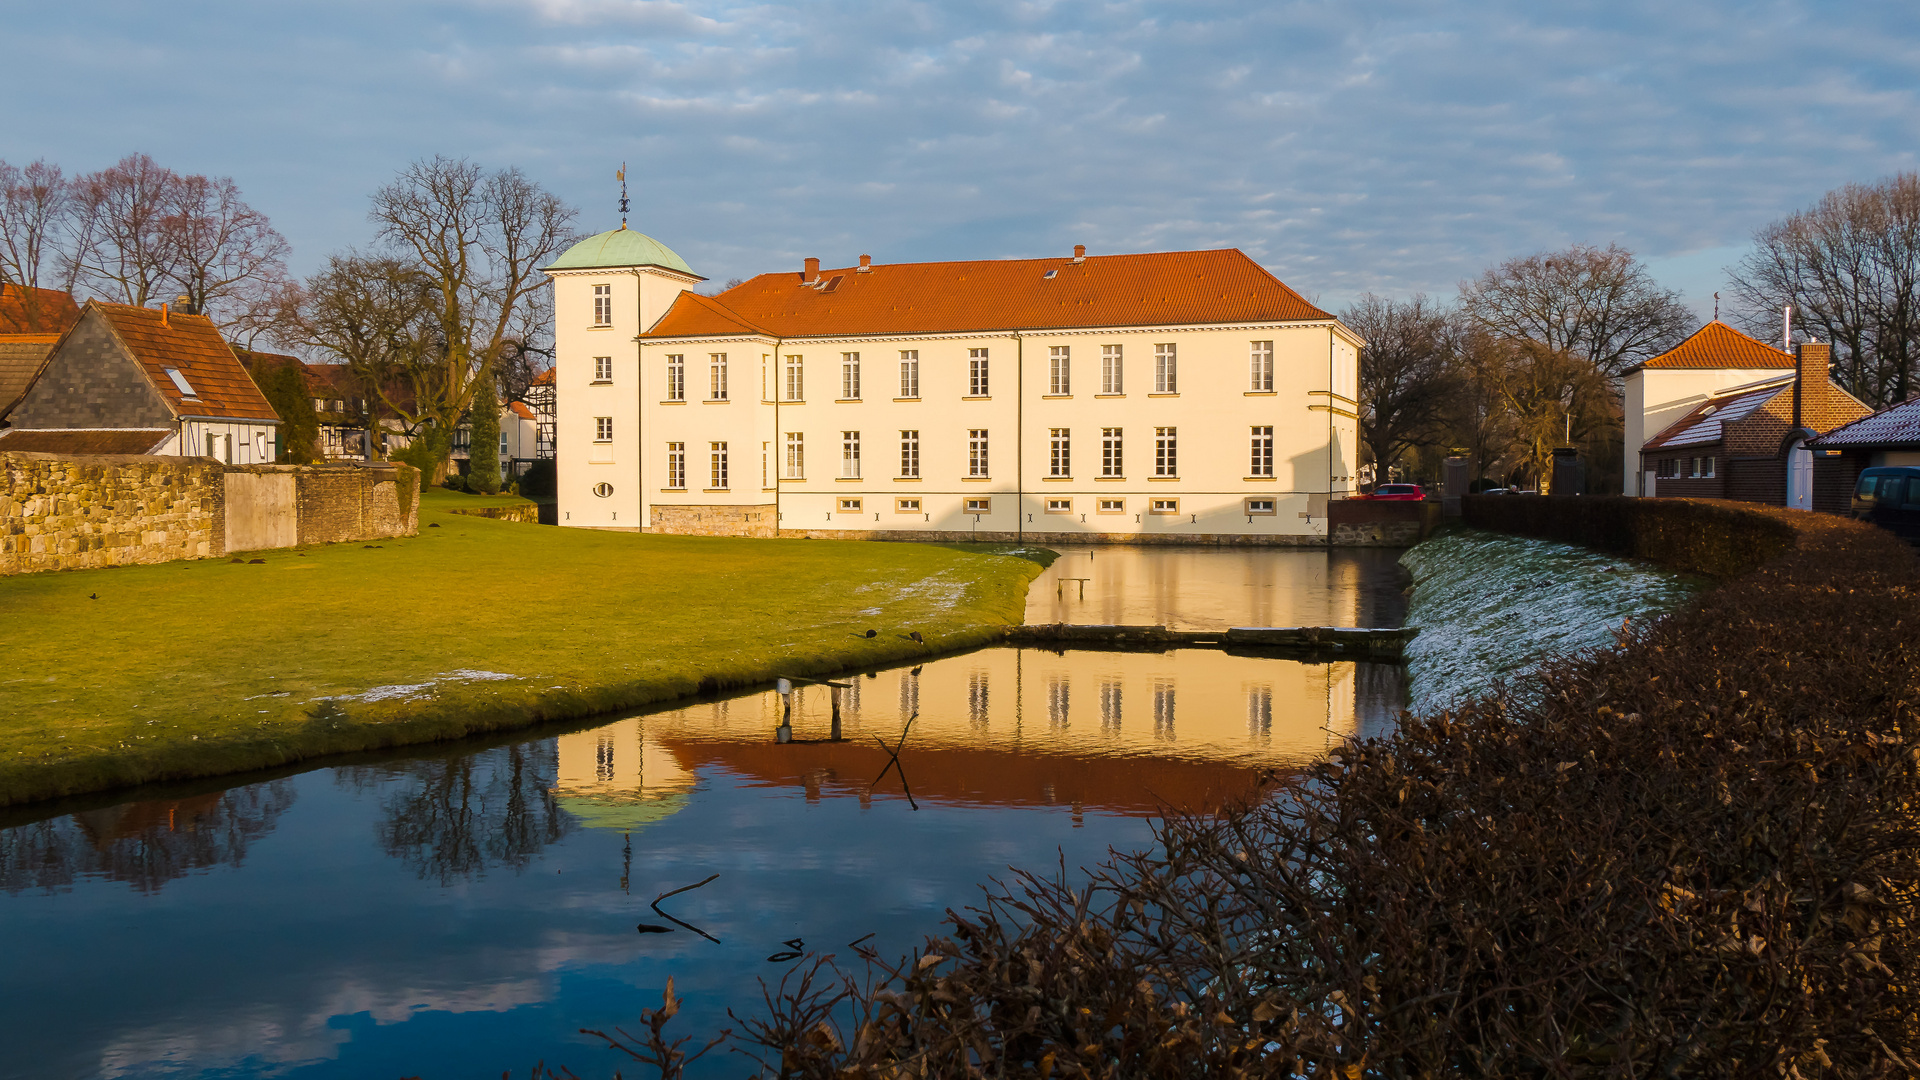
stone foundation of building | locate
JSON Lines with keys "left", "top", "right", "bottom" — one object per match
{"left": 649, "top": 503, "right": 779, "bottom": 538}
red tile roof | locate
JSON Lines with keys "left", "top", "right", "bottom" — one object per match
{"left": 1641, "top": 376, "right": 1793, "bottom": 451}
{"left": 0, "top": 428, "right": 174, "bottom": 455}
{"left": 96, "top": 303, "right": 280, "bottom": 423}
{"left": 0, "top": 334, "right": 61, "bottom": 419}
{"left": 1810, "top": 394, "right": 1920, "bottom": 449}
{"left": 642, "top": 248, "right": 1332, "bottom": 340}
{"left": 1629, "top": 320, "right": 1793, "bottom": 373}
{"left": 0, "top": 284, "right": 80, "bottom": 334}
{"left": 507, "top": 400, "right": 535, "bottom": 421}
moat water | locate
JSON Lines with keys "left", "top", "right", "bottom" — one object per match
{"left": 0, "top": 548, "right": 1407, "bottom": 1080}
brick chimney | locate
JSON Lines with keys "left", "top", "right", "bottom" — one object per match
{"left": 857, "top": 254, "right": 872, "bottom": 273}
{"left": 803, "top": 257, "right": 820, "bottom": 283}
{"left": 1072, "top": 244, "right": 1086, "bottom": 263}
{"left": 1792, "top": 341, "right": 1832, "bottom": 431}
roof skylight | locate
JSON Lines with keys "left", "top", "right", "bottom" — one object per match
{"left": 164, "top": 367, "right": 198, "bottom": 398}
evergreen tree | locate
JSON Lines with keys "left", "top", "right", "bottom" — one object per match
{"left": 469, "top": 379, "right": 502, "bottom": 494}
{"left": 241, "top": 351, "right": 319, "bottom": 463}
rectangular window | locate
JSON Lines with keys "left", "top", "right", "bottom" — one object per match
{"left": 968, "top": 348, "right": 989, "bottom": 396}
{"left": 709, "top": 441, "right": 728, "bottom": 489}
{"left": 1097, "top": 497, "right": 1125, "bottom": 513}
{"left": 1150, "top": 497, "right": 1180, "bottom": 514}
{"left": 1101, "top": 344, "right": 1123, "bottom": 394}
{"left": 709, "top": 353, "right": 728, "bottom": 400}
{"left": 595, "top": 355, "right": 614, "bottom": 382}
{"left": 964, "top": 497, "right": 991, "bottom": 514}
{"left": 1049, "top": 346, "right": 1070, "bottom": 394}
{"left": 899, "top": 350, "right": 919, "bottom": 397}
{"left": 1045, "top": 497, "right": 1072, "bottom": 514}
{"left": 896, "top": 497, "right": 921, "bottom": 513}
{"left": 1250, "top": 341, "right": 1273, "bottom": 391}
{"left": 968, "top": 429, "right": 989, "bottom": 476}
{"left": 784, "top": 432, "right": 804, "bottom": 478}
{"left": 841, "top": 352, "right": 861, "bottom": 399}
{"left": 1246, "top": 497, "right": 1276, "bottom": 515}
{"left": 592, "top": 284, "right": 612, "bottom": 326}
{"left": 838, "top": 497, "right": 862, "bottom": 513}
{"left": 165, "top": 367, "right": 198, "bottom": 397}
{"left": 1703, "top": 456, "right": 1716, "bottom": 478}
{"left": 900, "top": 429, "right": 920, "bottom": 477}
{"left": 1250, "top": 426, "right": 1274, "bottom": 477}
{"left": 1102, "top": 427, "right": 1123, "bottom": 476}
{"left": 666, "top": 442, "right": 686, "bottom": 489}
{"left": 784, "top": 354, "right": 804, "bottom": 401}
{"left": 762, "top": 441, "right": 768, "bottom": 487}
{"left": 665, "top": 355, "right": 683, "bottom": 399}
{"left": 1154, "top": 343, "right": 1177, "bottom": 393}
{"left": 842, "top": 430, "right": 861, "bottom": 478}
{"left": 594, "top": 416, "right": 613, "bottom": 442}
{"left": 1155, "top": 426, "right": 1177, "bottom": 476}
{"left": 1050, "top": 428, "right": 1071, "bottom": 477}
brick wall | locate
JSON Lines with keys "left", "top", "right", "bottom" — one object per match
{"left": 1813, "top": 452, "right": 1871, "bottom": 515}
{"left": 2, "top": 453, "right": 419, "bottom": 575}
{"left": 5, "top": 314, "right": 174, "bottom": 429}
{"left": 1327, "top": 499, "right": 1441, "bottom": 547}
{"left": 1724, "top": 457, "right": 1787, "bottom": 505}
{"left": 1, "top": 451, "right": 222, "bottom": 574}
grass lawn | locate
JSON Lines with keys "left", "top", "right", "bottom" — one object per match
{"left": 0, "top": 488, "right": 1046, "bottom": 806}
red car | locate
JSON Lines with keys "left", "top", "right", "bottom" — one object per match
{"left": 1361, "top": 483, "right": 1427, "bottom": 500}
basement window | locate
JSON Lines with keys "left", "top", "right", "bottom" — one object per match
{"left": 164, "top": 367, "right": 198, "bottom": 399}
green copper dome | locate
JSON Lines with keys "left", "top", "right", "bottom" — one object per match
{"left": 547, "top": 227, "right": 695, "bottom": 274}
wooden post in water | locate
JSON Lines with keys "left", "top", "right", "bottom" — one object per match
{"left": 830, "top": 685, "right": 843, "bottom": 741}
{"left": 775, "top": 677, "right": 794, "bottom": 743}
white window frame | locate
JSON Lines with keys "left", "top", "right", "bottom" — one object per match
{"left": 784, "top": 354, "right": 804, "bottom": 401}
{"left": 709, "top": 353, "right": 728, "bottom": 401}
{"left": 666, "top": 442, "right": 686, "bottom": 489}
{"left": 1049, "top": 427, "right": 1071, "bottom": 477}
{"left": 1101, "top": 427, "right": 1123, "bottom": 477}
{"left": 895, "top": 497, "right": 921, "bottom": 514}
{"left": 968, "top": 348, "right": 989, "bottom": 396}
{"left": 665, "top": 354, "right": 683, "bottom": 399}
{"left": 709, "top": 441, "right": 729, "bottom": 489}
{"left": 1150, "top": 497, "right": 1180, "bottom": 515}
{"left": 842, "top": 430, "right": 861, "bottom": 479}
{"left": 1251, "top": 426, "right": 1274, "bottom": 477}
{"left": 1154, "top": 343, "right": 1177, "bottom": 393}
{"left": 1097, "top": 497, "right": 1125, "bottom": 514}
{"left": 594, "top": 355, "right": 614, "bottom": 382}
{"left": 1245, "top": 497, "right": 1276, "bottom": 516}
{"left": 594, "top": 416, "right": 613, "bottom": 442}
{"left": 968, "top": 429, "right": 989, "bottom": 477}
{"left": 900, "top": 429, "right": 920, "bottom": 477}
{"left": 1049, "top": 346, "right": 1070, "bottom": 395}
{"left": 964, "top": 497, "right": 991, "bottom": 514}
{"left": 592, "top": 284, "right": 612, "bottom": 326}
{"left": 838, "top": 497, "right": 863, "bottom": 514}
{"left": 841, "top": 352, "right": 861, "bottom": 400}
{"left": 1101, "top": 344, "right": 1123, "bottom": 394}
{"left": 1155, "top": 426, "right": 1177, "bottom": 476}
{"left": 899, "top": 350, "right": 919, "bottom": 398}
{"left": 1250, "top": 341, "right": 1273, "bottom": 391}
{"left": 784, "top": 432, "right": 804, "bottom": 479}
{"left": 1045, "top": 497, "right": 1072, "bottom": 514}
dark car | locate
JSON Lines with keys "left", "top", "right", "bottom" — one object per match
{"left": 1363, "top": 483, "right": 1427, "bottom": 501}
{"left": 1850, "top": 466, "right": 1920, "bottom": 545}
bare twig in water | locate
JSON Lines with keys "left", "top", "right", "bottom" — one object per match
{"left": 868, "top": 714, "right": 920, "bottom": 809}
{"left": 580, "top": 976, "right": 729, "bottom": 1080}
{"left": 651, "top": 874, "right": 721, "bottom": 944}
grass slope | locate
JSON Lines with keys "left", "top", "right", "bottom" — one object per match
{"left": 0, "top": 489, "right": 1044, "bottom": 806}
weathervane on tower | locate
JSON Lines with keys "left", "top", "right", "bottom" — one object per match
{"left": 617, "top": 163, "right": 629, "bottom": 229}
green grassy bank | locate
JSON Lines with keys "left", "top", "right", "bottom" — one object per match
{"left": 0, "top": 489, "right": 1046, "bottom": 807}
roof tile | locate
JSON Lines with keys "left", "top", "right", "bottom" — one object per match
{"left": 97, "top": 303, "right": 280, "bottom": 423}
{"left": 1632, "top": 321, "right": 1793, "bottom": 373}
{"left": 0, "top": 428, "right": 174, "bottom": 454}
{"left": 1810, "top": 394, "right": 1920, "bottom": 449}
{"left": 1641, "top": 377, "right": 1793, "bottom": 450}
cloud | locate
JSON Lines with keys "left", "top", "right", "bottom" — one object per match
{"left": 0, "top": 0, "right": 1915, "bottom": 313}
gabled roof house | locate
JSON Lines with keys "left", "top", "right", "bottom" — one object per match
{"left": 0, "top": 301, "right": 281, "bottom": 462}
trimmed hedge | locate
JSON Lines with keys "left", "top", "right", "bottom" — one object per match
{"left": 1462, "top": 494, "right": 1800, "bottom": 579}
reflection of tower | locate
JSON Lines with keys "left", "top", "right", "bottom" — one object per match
{"left": 1247, "top": 686, "right": 1273, "bottom": 738}
{"left": 595, "top": 734, "right": 615, "bottom": 781}
{"left": 968, "top": 670, "right": 990, "bottom": 728}
{"left": 899, "top": 668, "right": 919, "bottom": 718}
{"left": 1153, "top": 680, "right": 1176, "bottom": 741}
{"left": 845, "top": 676, "right": 861, "bottom": 714}
{"left": 1047, "top": 676, "right": 1070, "bottom": 731}
{"left": 1100, "top": 679, "right": 1122, "bottom": 734}
{"left": 710, "top": 700, "right": 729, "bottom": 723}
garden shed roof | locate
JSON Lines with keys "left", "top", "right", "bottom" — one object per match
{"left": 1809, "top": 394, "right": 1920, "bottom": 449}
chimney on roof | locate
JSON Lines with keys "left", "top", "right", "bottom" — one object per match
{"left": 159, "top": 302, "right": 169, "bottom": 328}
{"left": 857, "top": 254, "right": 872, "bottom": 273}
{"left": 1792, "top": 341, "right": 1833, "bottom": 432}
{"left": 1073, "top": 245, "right": 1086, "bottom": 263}
{"left": 804, "top": 257, "right": 820, "bottom": 283}
{"left": 174, "top": 294, "right": 199, "bottom": 316}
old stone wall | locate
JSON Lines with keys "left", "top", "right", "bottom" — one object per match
{"left": 773, "top": 527, "right": 1328, "bottom": 546}
{"left": 448, "top": 504, "right": 542, "bottom": 523}
{"left": 1, "top": 451, "right": 223, "bottom": 574}
{"left": 2, "top": 453, "right": 420, "bottom": 575}
{"left": 650, "top": 503, "right": 778, "bottom": 538}
{"left": 1327, "top": 499, "right": 1442, "bottom": 547}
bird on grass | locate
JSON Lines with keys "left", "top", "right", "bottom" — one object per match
{"left": 864, "top": 629, "right": 877, "bottom": 638}
{"left": 909, "top": 631, "right": 924, "bottom": 644}
{"left": 88, "top": 593, "right": 97, "bottom": 600}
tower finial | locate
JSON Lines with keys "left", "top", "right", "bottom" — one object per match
{"left": 617, "top": 164, "right": 629, "bottom": 230}
{"left": 1713, "top": 292, "right": 1719, "bottom": 321}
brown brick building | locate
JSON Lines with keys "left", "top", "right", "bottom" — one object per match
{"left": 1638, "top": 342, "right": 1869, "bottom": 509}
{"left": 1807, "top": 393, "right": 1920, "bottom": 513}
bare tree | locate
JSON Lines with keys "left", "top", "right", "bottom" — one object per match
{"left": 1343, "top": 294, "right": 1463, "bottom": 480}
{"left": 1459, "top": 244, "right": 1696, "bottom": 379}
{"left": 366, "top": 156, "right": 574, "bottom": 475}
{"left": 1729, "top": 172, "right": 1920, "bottom": 408}
{"left": 293, "top": 252, "right": 441, "bottom": 454}
{"left": 66, "top": 153, "right": 178, "bottom": 309}
{"left": 162, "top": 171, "right": 293, "bottom": 327}
{"left": 0, "top": 158, "right": 71, "bottom": 293}
{"left": 1471, "top": 335, "right": 1615, "bottom": 492}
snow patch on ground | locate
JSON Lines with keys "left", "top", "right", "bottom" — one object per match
{"left": 1401, "top": 530, "right": 1701, "bottom": 715}
{"left": 313, "top": 670, "right": 524, "bottom": 705}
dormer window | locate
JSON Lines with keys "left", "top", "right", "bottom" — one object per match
{"left": 164, "top": 368, "right": 198, "bottom": 399}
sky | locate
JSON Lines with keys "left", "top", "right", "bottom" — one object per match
{"left": 3, "top": 0, "right": 1917, "bottom": 319}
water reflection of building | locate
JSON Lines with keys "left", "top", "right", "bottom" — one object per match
{"left": 0, "top": 782, "right": 297, "bottom": 895}
{"left": 552, "top": 718, "right": 697, "bottom": 831}
{"left": 631, "top": 648, "right": 1394, "bottom": 818}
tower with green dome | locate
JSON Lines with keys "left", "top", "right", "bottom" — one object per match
{"left": 544, "top": 225, "right": 704, "bottom": 530}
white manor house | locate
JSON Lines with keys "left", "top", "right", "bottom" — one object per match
{"left": 544, "top": 227, "right": 1362, "bottom": 544}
